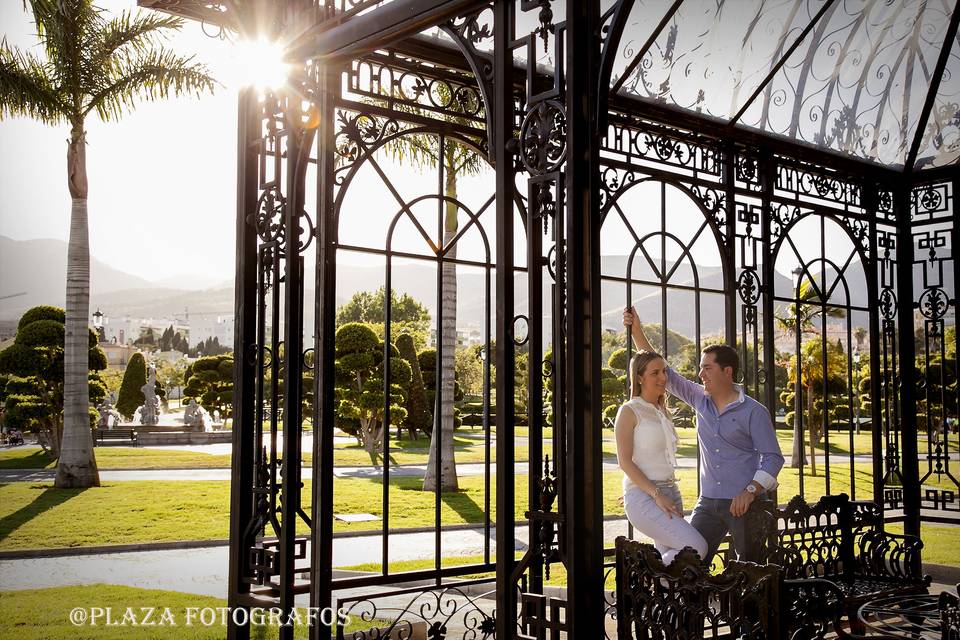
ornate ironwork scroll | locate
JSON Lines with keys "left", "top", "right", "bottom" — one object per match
{"left": 508, "top": 2, "right": 568, "bottom": 633}
{"left": 910, "top": 181, "right": 958, "bottom": 523}
{"left": 336, "top": 581, "right": 497, "bottom": 640}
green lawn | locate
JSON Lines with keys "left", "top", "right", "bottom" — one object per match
{"left": 3, "top": 421, "right": 950, "bottom": 470}
{"left": 0, "top": 473, "right": 627, "bottom": 551}
{"left": 0, "top": 437, "right": 506, "bottom": 470}
{"left": 339, "top": 554, "right": 611, "bottom": 588}
{"left": 0, "top": 464, "right": 892, "bottom": 552}
{"left": 0, "top": 584, "right": 387, "bottom": 639}
{"left": 0, "top": 449, "right": 234, "bottom": 470}
{"left": 887, "top": 523, "right": 960, "bottom": 567}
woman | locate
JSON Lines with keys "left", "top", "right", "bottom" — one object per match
{"left": 615, "top": 350, "right": 707, "bottom": 565}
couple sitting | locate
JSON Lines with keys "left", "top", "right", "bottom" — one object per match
{"left": 617, "top": 307, "right": 784, "bottom": 566}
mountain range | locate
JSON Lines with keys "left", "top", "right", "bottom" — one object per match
{"left": 3, "top": 236, "right": 951, "bottom": 340}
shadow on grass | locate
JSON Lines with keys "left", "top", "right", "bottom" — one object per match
{"left": 0, "top": 484, "right": 87, "bottom": 544}
{"left": 388, "top": 435, "right": 477, "bottom": 451}
{"left": 0, "top": 450, "right": 55, "bottom": 470}
{"left": 677, "top": 443, "right": 699, "bottom": 458}
{"left": 388, "top": 476, "right": 485, "bottom": 522}
{"left": 439, "top": 489, "right": 485, "bottom": 523}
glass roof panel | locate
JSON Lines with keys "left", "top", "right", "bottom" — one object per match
{"left": 736, "top": 0, "right": 952, "bottom": 168}
{"left": 609, "top": 0, "right": 681, "bottom": 90}
{"left": 612, "top": 0, "right": 959, "bottom": 170}
{"left": 915, "top": 31, "right": 960, "bottom": 169}
{"left": 615, "top": 0, "right": 821, "bottom": 120}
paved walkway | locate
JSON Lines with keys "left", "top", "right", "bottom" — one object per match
{"left": 0, "top": 452, "right": 903, "bottom": 483}
{"left": 3, "top": 436, "right": 952, "bottom": 484}
{"left": 0, "top": 521, "right": 634, "bottom": 605}
{"left": 0, "top": 460, "right": 622, "bottom": 482}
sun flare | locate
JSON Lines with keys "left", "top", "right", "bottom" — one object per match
{"left": 233, "top": 38, "right": 290, "bottom": 90}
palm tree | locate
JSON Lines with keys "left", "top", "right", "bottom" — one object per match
{"left": 0, "top": 0, "right": 215, "bottom": 488}
{"left": 380, "top": 88, "right": 485, "bottom": 493}
{"left": 775, "top": 278, "right": 845, "bottom": 470}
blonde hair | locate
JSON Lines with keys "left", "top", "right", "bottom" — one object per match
{"left": 630, "top": 350, "right": 667, "bottom": 410}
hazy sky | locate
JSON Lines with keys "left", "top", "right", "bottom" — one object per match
{"left": 0, "top": 1, "right": 851, "bottom": 295}
{"left": 0, "top": 0, "right": 242, "bottom": 283}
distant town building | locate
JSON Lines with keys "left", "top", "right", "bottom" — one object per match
{"left": 190, "top": 315, "right": 234, "bottom": 350}
{"left": 428, "top": 326, "right": 483, "bottom": 349}
{"left": 100, "top": 343, "right": 136, "bottom": 368}
{"left": 98, "top": 314, "right": 187, "bottom": 347}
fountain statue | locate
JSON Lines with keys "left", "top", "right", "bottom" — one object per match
{"left": 183, "top": 398, "right": 212, "bottom": 431}
{"left": 96, "top": 399, "right": 121, "bottom": 430}
{"left": 137, "top": 363, "right": 161, "bottom": 426}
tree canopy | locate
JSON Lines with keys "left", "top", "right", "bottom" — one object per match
{"left": 334, "top": 323, "right": 412, "bottom": 456}
{"left": 183, "top": 354, "right": 234, "bottom": 417}
{"left": 0, "top": 305, "right": 106, "bottom": 456}
{"left": 336, "top": 287, "right": 432, "bottom": 337}
{"left": 115, "top": 352, "right": 165, "bottom": 419}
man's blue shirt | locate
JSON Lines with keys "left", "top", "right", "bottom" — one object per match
{"left": 666, "top": 367, "right": 784, "bottom": 499}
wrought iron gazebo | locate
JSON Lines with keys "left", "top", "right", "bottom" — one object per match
{"left": 141, "top": 1, "right": 958, "bottom": 638}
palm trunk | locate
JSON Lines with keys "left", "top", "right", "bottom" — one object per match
{"left": 424, "top": 158, "right": 460, "bottom": 493}
{"left": 790, "top": 386, "right": 806, "bottom": 468}
{"left": 807, "top": 383, "right": 817, "bottom": 477}
{"left": 55, "top": 125, "right": 100, "bottom": 488}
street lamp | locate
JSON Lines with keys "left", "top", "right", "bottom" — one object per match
{"left": 92, "top": 308, "right": 105, "bottom": 343}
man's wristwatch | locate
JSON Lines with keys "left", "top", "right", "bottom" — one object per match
{"left": 745, "top": 484, "right": 758, "bottom": 495}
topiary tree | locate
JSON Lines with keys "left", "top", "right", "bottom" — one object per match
{"left": 603, "top": 348, "right": 630, "bottom": 426}
{"left": 396, "top": 332, "right": 431, "bottom": 439}
{"left": 183, "top": 354, "right": 234, "bottom": 417}
{"left": 116, "top": 352, "right": 147, "bottom": 420}
{"left": 263, "top": 346, "right": 314, "bottom": 426}
{"left": 334, "top": 323, "right": 411, "bottom": 456}
{"left": 0, "top": 306, "right": 106, "bottom": 459}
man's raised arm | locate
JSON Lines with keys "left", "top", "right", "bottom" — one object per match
{"left": 623, "top": 306, "right": 705, "bottom": 407}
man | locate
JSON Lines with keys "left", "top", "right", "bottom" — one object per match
{"left": 623, "top": 307, "right": 784, "bottom": 564}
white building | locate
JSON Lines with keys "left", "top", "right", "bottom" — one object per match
{"left": 190, "top": 315, "right": 234, "bottom": 349}
{"left": 427, "top": 326, "right": 484, "bottom": 349}
{"left": 99, "top": 315, "right": 183, "bottom": 346}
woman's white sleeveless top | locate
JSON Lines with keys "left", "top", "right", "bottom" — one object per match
{"left": 620, "top": 396, "right": 678, "bottom": 491}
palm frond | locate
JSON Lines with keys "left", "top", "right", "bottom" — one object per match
{"left": 376, "top": 81, "right": 488, "bottom": 179}
{"left": 0, "top": 38, "right": 66, "bottom": 123}
{"left": 382, "top": 130, "right": 440, "bottom": 172}
{"left": 26, "top": 0, "right": 101, "bottom": 96}
{"left": 84, "top": 49, "right": 216, "bottom": 121}
{"left": 84, "top": 10, "right": 184, "bottom": 89}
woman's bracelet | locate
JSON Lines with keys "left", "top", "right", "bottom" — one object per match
{"left": 650, "top": 486, "right": 662, "bottom": 498}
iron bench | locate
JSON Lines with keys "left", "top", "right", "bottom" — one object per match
{"left": 615, "top": 537, "right": 845, "bottom": 640}
{"left": 759, "top": 493, "right": 930, "bottom": 631}
{"left": 93, "top": 428, "right": 138, "bottom": 447}
{"left": 942, "top": 585, "right": 960, "bottom": 640}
